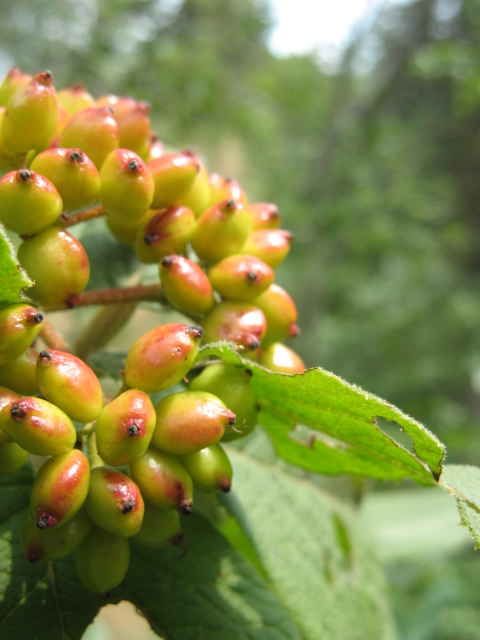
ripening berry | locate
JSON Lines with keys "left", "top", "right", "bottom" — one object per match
{"left": 0, "top": 169, "right": 62, "bottom": 235}
{"left": 151, "top": 391, "right": 236, "bottom": 455}
{"left": 0, "top": 348, "right": 40, "bottom": 396}
{"left": 58, "top": 106, "right": 119, "bottom": 170}
{"left": 180, "top": 444, "right": 233, "bottom": 493}
{"left": 0, "top": 304, "right": 43, "bottom": 366}
{"left": 124, "top": 323, "right": 203, "bottom": 393}
{"left": 159, "top": 255, "right": 214, "bottom": 315}
{"left": 239, "top": 229, "right": 292, "bottom": 269}
{"left": 0, "top": 441, "right": 28, "bottom": 476}
{"left": 100, "top": 149, "right": 154, "bottom": 221}
{"left": 21, "top": 509, "right": 92, "bottom": 563}
{"left": 44, "top": 104, "right": 72, "bottom": 150}
{"left": 132, "top": 504, "right": 181, "bottom": 549}
{"left": 0, "top": 386, "right": 21, "bottom": 443}
{"left": 36, "top": 349, "right": 104, "bottom": 423}
{"left": 0, "top": 108, "right": 24, "bottom": 173}
{"left": 260, "top": 342, "right": 306, "bottom": 374}
{"left": 191, "top": 200, "right": 252, "bottom": 263}
{"left": 135, "top": 205, "right": 196, "bottom": 263}
{"left": 176, "top": 152, "right": 211, "bottom": 217}
{"left": 201, "top": 301, "right": 267, "bottom": 351}
{"left": 207, "top": 254, "right": 274, "bottom": 301}
{"left": 0, "top": 396, "right": 76, "bottom": 456}
{"left": 0, "top": 68, "right": 31, "bottom": 107}
{"left": 30, "top": 148, "right": 101, "bottom": 211}
{"left": 128, "top": 448, "right": 193, "bottom": 514}
{"left": 146, "top": 134, "right": 164, "bottom": 161}
{"left": 74, "top": 527, "right": 130, "bottom": 595}
{"left": 147, "top": 152, "right": 198, "bottom": 209}
{"left": 3, "top": 71, "right": 58, "bottom": 154}
{"left": 84, "top": 467, "right": 144, "bottom": 537}
{"left": 105, "top": 208, "right": 151, "bottom": 246}
{"left": 247, "top": 202, "right": 281, "bottom": 230}
{"left": 57, "top": 84, "right": 95, "bottom": 115}
{"left": 109, "top": 97, "right": 151, "bottom": 157}
{"left": 95, "top": 389, "right": 156, "bottom": 466}
{"left": 188, "top": 363, "right": 258, "bottom": 441}
{"left": 209, "top": 174, "right": 248, "bottom": 208}
{"left": 251, "top": 284, "right": 299, "bottom": 344}
{"left": 18, "top": 227, "right": 90, "bottom": 309}
{"left": 30, "top": 449, "right": 90, "bottom": 529}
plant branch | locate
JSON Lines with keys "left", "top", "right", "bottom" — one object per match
{"left": 74, "top": 302, "right": 137, "bottom": 360}
{"left": 39, "top": 317, "right": 72, "bottom": 352}
{"left": 48, "top": 283, "right": 166, "bottom": 310}
{"left": 60, "top": 205, "right": 106, "bottom": 228}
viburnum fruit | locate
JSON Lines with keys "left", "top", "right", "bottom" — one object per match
{"left": 180, "top": 444, "right": 233, "bottom": 493}
{"left": 159, "top": 254, "right": 215, "bottom": 315}
{"left": 132, "top": 504, "right": 182, "bottom": 549}
{"left": 0, "top": 304, "right": 43, "bottom": 365}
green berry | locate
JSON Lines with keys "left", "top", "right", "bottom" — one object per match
{"left": 0, "top": 68, "right": 31, "bottom": 107}
{"left": 0, "top": 304, "right": 43, "bottom": 365}
{"left": 159, "top": 255, "right": 214, "bottom": 315}
{"left": 74, "top": 526, "right": 130, "bottom": 595}
{"left": 0, "top": 386, "right": 21, "bottom": 444}
{"left": 0, "top": 108, "right": 24, "bottom": 173}
{"left": 239, "top": 229, "right": 292, "bottom": 269}
{"left": 176, "top": 153, "right": 211, "bottom": 217}
{"left": 36, "top": 349, "right": 104, "bottom": 423}
{"left": 105, "top": 208, "right": 151, "bottom": 246}
{"left": 251, "top": 284, "right": 299, "bottom": 344}
{"left": 22, "top": 509, "right": 92, "bottom": 563}
{"left": 29, "top": 148, "right": 101, "bottom": 212}
{"left": 0, "top": 441, "right": 28, "bottom": 476}
{"left": 128, "top": 448, "right": 193, "bottom": 514}
{"left": 147, "top": 152, "right": 198, "bottom": 209}
{"left": 0, "top": 396, "right": 76, "bottom": 456}
{"left": 30, "top": 449, "right": 90, "bottom": 529}
{"left": 0, "top": 348, "right": 41, "bottom": 396}
{"left": 180, "top": 444, "right": 233, "bottom": 493}
{"left": 151, "top": 390, "right": 236, "bottom": 455}
{"left": 18, "top": 227, "right": 90, "bottom": 309}
{"left": 260, "top": 342, "right": 306, "bottom": 374}
{"left": 201, "top": 301, "right": 267, "bottom": 351}
{"left": 135, "top": 205, "right": 196, "bottom": 263}
{"left": 208, "top": 254, "right": 274, "bottom": 301}
{"left": 188, "top": 363, "right": 258, "bottom": 442}
{"left": 124, "top": 323, "right": 202, "bottom": 393}
{"left": 209, "top": 174, "right": 248, "bottom": 207}
{"left": 95, "top": 389, "right": 156, "bottom": 466}
{"left": 109, "top": 97, "right": 151, "bottom": 157}
{"left": 132, "top": 504, "right": 182, "bottom": 549}
{"left": 57, "top": 84, "right": 95, "bottom": 115}
{"left": 84, "top": 467, "right": 144, "bottom": 537}
{"left": 0, "top": 169, "right": 62, "bottom": 235}
{"left": 3, "top": 71, "right": 58, "bottom": 154}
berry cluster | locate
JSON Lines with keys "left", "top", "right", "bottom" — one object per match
{"left": 0, "top": 68, "right": 306, "bottom": 596}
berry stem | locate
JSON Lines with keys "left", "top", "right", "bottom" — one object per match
{"left": 87, "top": 432, "right": 103, "bottom": 469}
{"left": 69, "top": 283, "right": 166, "bottom": 307}
{"left": 74, "top": 302, "right": 137, "bottom": 360}
{"left": 39, "top": 316, "right": 72, "bottom": 352}
{"left": 60, "top": 205, "right": 106, "bottom": 228}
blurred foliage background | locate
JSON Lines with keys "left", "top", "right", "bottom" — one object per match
{"left": 1, "top": 0, "right": 480, "bottom": 637}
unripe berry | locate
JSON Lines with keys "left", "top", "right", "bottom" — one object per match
{"left": 191, "top": 200, "right": 252, "bottom": 263}
{"left": 95, "top": 389, "right": 156, "bottom": 466}
{"left": 260, "top": 342, "right": 306, "bottom": 374}
{"left": 18, "top": 227, "right": 90, "bottom": 309}
{"left": 0, "top": 68, "right": 31, "bottom": 107}
{"left": 0, "top": 397, "right": 76, "bottom": 456}
{"left": 147, "top": 152, "right": 198, "bottom": 209}
{"left": 85, "top": 467, "right": 144, "bottom": 537}
{"left": 0, "top": 386, "right": 21, "bottom": 443}
{"left": 239, "top": 229, "right": 292, "bottom": 269}
{"left": 109, "top": 97, "right": 151, "bottom": 156}
{"left": 3, "top": 71, "right": 58, "bottom": 154}
{"left": 36, "top": 349, "right": 104, "bottom": 423}
{"left": 57, "top": 84, "right": 95, "bottom": 115}
{"left": 188, "top": 363, "right": 258, "bottom": 441}
{"left": 208, "top": 254, "right": 274, "bottom": 301}
{"left": 30, "top": 148, "right": 101, "bottom": 211}
{"left": 180, "top": 444, "right": 233, "bottom": 493}
{"left": 201, "top": 301, "right": 267, "bottom": 351}
{"left": 251, "top": 284, "right": 299, "bottom": 344}
{"left": 151, "top": 391, "right": 236, "bottom": 455}
{"left": 58, "top": 106, "right": 119, "bottom": 170}
{"left": 209, "top": 174, "right": 248, "bottom": 207}
{"left": 0, "top": 348, "right": 40, "bottom": 396}
{"left": 0, "top": 108, "right": 24, "bottom": 173}
{"left": 247, "top": 202, "right": 281, "bottom": 230}
{"left": 176, "top": 153, "right": 211, "bottom": 217}
{"left": 0, "top": 304, "right": 43, "bottom": 365}
{"left": 21, "top": 509, "right": 92, "bottom": 563}
{"left": 124, "top": 323, "right": 202, "bottom": 393}
{"left": 100, "top": 149, "right": 154, "bottom": 221}
{"left": 30, "top": 449, "right": 90, "bottom": 529}
{"left": 74, "top": 527, "right": 130, "bottom": 595}
{"left": 128, "top": 448, "right": 193, "bottom": 514}
{"left": 105, "top": 208, "right": 151, "bottom": 247}
{"left": 0, "top": 169, "right": 62, "bottom": 235}
{"left": 132, "top": 505, "right": 181, "bottom": 549}
{"left": 0, "top": 441, "right": 28, "bottom": 476}
{"left": 159, "top": 255, "right": 214, "bottom": 315}
{"left": 135, "top": 205, "right": 196, "bottom": 263}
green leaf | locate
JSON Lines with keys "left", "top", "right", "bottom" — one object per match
{"left": 87, "top": 350, "right": 127, "bottom": 379}
{"left": 440, "top": 464, "right": 480, "bottom": 548}
{"left": 217, "top": 448, "right": 396, "bottom": 640}
{"left": 0, "top": 225, "right": 32, "bottom": 307}
{"left": 196, "top": 343, "right": 445, "bottom": 484}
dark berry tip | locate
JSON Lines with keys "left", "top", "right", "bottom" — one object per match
{"left": 19, "top": 169, "right": 31, "bottom": 181}
{"left": 107, "top": 106, "right": 114, "bottom": 115}
{"left": 246, "top": 271, "right": 258, "bottom": 281}
{"left": 225, "top": 199, "right": 236, "bottom": 209}
{"left": 245, "top": 368, "right": 253, "bottom": 377}
{"left": 70, "top": 150, "right": 83, "bottom": 163}
{"left": 36, "top": 519, "right": 47, "bottom": 530}
{"left": 161, "top": 256, "right": 174, "bottom": 267}
{"left": 144, "top": 234, "right": 155, "bottom": 246}
{"left": 128, "top": 159, "right": 139, "bottom": 171}
{"left": 188, "top": 325, "right": 203, "bottom": 339}
{"left": 65, "top": 295, "right": 79, "bottom": 309}
{"left": 33, "top": 312, "right": 44, "bottom": 324}
{"left": 220, "top": 483, "right": 231, "bottom": 494}
{"left": 127, "top": 423, "right": 138, "bottom": 437}
{"left": 122, "top": 500, "right": 135, "bottom": 514}
{"left": 44, "top": 70, "right": 53, "bottom": 79}
{"left": 39, "top": 350, "right": 52, "bottom": 360}
{"left": 10, "top": 403, "right": 26, "bottom": 419}
{"left": 228, "top": 417, "right": 236, "bottom": 426}
{"left": 181, "top": 502, "right": 193, "bottom": 516}
{"left": 249, "top": 340, "right": 260, "bottom": 351}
